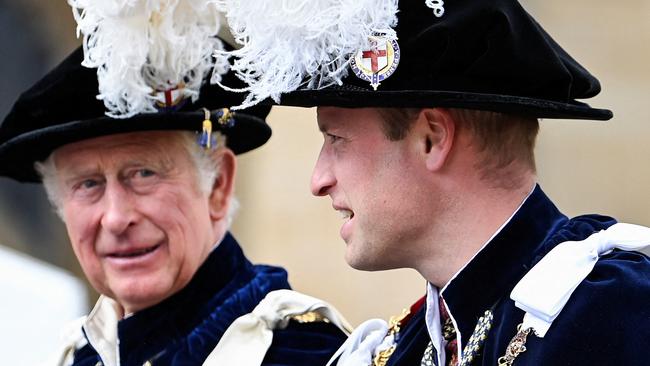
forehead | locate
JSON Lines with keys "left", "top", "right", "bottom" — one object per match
{"left": 316, "top": 107, "right": 384, "bottom": 131}
{"left": 52, "top": 131, "right": 187, "bottom": 169}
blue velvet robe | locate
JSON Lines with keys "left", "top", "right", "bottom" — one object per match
{"left": 71, "top": 233, "right": 346, "bottom": 366}
{"left": 387, "top": 186, "right": 650, "bottom": 365}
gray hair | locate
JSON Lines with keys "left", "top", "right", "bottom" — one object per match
{"left": 35, "top": 131, "right": 239, "bottom": 227}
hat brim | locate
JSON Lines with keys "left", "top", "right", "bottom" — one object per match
{"left": 0, "top": 110, "right": 271, "bottom": 183}
{"left": 276, "top": 85, "right": 613, "bottom": 121}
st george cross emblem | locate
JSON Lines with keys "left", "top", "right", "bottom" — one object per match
{"left": 153, "top": 83, "right": 188, "bottom": 111}
{"left": 350, "top": 35, "right": 400, "bottom": 91}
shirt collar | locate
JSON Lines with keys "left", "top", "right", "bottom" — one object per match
{"left": 82, "top": 296, "right": 121, "bottom": 366}
{"left": 424, "top": 284, "right": 445, "bottom": 366}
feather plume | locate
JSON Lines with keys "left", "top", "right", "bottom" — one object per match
{"left": 68, "top": 0, "right": 228, "bottom": 118}
{"left": 425, "top": 0, "right": 445, "bottom": 17}
{"left": 215, "top": 0, "right": 399, "bottom": 109}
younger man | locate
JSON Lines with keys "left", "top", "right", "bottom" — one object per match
{"left": 218, "top": 0, "right": 650, "bottom": 364}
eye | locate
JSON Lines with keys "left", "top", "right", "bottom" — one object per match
{"left": 324, "top": 132, "right": 342, "bottom": 144}
{"left": 70, "top": 177, "right": 105, "bottom": 200}
{"left": 135, "top": 168, "right": 156, "bottom": 178}
{"left": 81, "top": 179, "right": 100, "bottom": 189}
{"left": 126, "top": 167, "right": 157, "bottom": 181}
{"left": 126, "top": 167, "right": 161, "bottom": 191}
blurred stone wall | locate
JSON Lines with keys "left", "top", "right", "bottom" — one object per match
{"left": 0, "top": 0, "right": 648, "bottom": 326}
{"left": 0, "top": 0, "right": 82, "bottom": 281}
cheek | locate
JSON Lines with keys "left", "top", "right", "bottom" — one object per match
{"left": 62, "top": 204, "right": 107, "bottom": 289}
{"left": 360, "top": 154, "right": 417, "bottom": 217}
{"left": 153, "top": 193, "right": 213, "bottom": 282}
{"left": 141, "top": 189, "right": 211, "bottom": 245}
{"left": 63, "top": 203, "right": 99, "bottom": 254}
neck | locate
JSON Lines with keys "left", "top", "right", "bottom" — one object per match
{"left": 416, "top": 176, "right": 536, "bottom": 288}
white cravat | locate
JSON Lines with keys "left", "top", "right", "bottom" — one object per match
{"left": 510, "top": 223, "right": 650, "bottom": 337}
{"left": 204, "top": 289, "right": 351, "bottom": 366}
{"left": 41, "top": 295, "right": 121, "bottom": 366}
{"left": 326, "top": 319, "right": 394, "bottom": 366}
{"left": 40, "top": 316, "right": 87, "bottom": 366}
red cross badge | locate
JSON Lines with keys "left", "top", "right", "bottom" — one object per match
{"left": 153, "top": 83, "right": 188, "bottom": 111}
{"left": 350, "top": 36, "right": 400, "bottom": 91}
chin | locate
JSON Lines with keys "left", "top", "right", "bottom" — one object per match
{"left": 117, "top": 291, "right": 168, "bottom": 313}
{"left": 346, "top": 251, "right": 385, "bottom": 272}
{"left": 345, "top": 244, "right": 402, "bottom": 272}
{"left": 110, "top": 280, "right": 172, "bottom": 312}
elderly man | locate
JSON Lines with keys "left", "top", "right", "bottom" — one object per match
{"left": 217, "top": 0, "right": 650, "bottom": 365}
{"left": 0, "top": 1, "right": 352, "bottom": 364}
{"left": 0, "top": 40, "right": 349, "bottom": 366}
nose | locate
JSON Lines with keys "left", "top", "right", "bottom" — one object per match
{"left": 100, "top": 180, "right": 139, "bottom": 235}
{"left": 310, "top": 149, "right": 336, "bottom": 197}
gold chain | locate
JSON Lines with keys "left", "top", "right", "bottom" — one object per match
{"left": 372, "top": 308, "right": 411, "bottom": 366}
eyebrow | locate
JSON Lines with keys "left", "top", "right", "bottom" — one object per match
{"left": 60, "top": 156, "right": 171, "bottom": 180}
{"left": 61, "top": 169, "right": 102, "bottom": 188}
{"left": 60, "top": 163, "right": 101, "bottom": 179}
{"left": 316, "top": 112, "right": 330, "bottom": 133}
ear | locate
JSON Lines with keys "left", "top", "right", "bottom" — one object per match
{"left": 208, "top": 148, "right": 237, "bottom": 221}
{"left": 419, "top": 108, "right": 456, "bottom": 171}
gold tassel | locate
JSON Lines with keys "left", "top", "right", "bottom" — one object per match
{"left": 218, "top": 107, "right": 235, "bottom": 127}
{"left": 200, "top": 108, "right": 212, "bottom": 149}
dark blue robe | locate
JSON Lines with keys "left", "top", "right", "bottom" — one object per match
{"left": 387, "top": 185, "right": 650, "bottom": 365}
{"left": 71, "top": 233, "right": 346, "bottom": 366}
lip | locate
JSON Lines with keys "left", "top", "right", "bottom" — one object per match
{"left": 103, "top": 242, "right": 164, "bottom": 270}
{"left": 332, "top": 203, "right": 355, "bottom": 242}
{"left": 332, "top": 202, "right": 352, "bottom": 212}
{"left": 340, "top": 215, "right": 355, "bottom": 242}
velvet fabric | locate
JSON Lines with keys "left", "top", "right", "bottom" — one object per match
{"left": 70, "top": 233, "right": 346, "bottom": 366}
{"left": 386, "top": 186, "right": 650, "bottom": 365}
{"left": 0, "top": 47, "right": 272, "bottom": 183}
{"left": 277, "top": 0, "right": 612, "bottom": 121}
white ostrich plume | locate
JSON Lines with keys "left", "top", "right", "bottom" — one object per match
{"left": 425, "top": 0, "right": 445, "bottom": 17}
{"left": 215, "top": 0, "right": 399, "bottom": 109}
{"left": 68, "top": 0, "right": 228, "bottom": 118}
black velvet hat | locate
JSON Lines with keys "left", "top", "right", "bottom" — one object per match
{"left": 224, "top": 0, "right": 612, "bottom": 121}
{"left": 0, "top": 47, "right": 272, "bottom": 183}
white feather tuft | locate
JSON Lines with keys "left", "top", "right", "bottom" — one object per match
{"left": 215, "top": 0, "right": 399, "bottom": 109}
{"left": 68, "top": 0, "right": 228, "bottom": 118}
{"left": 425, "top": 0, "right": 445, "bottom": 17}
